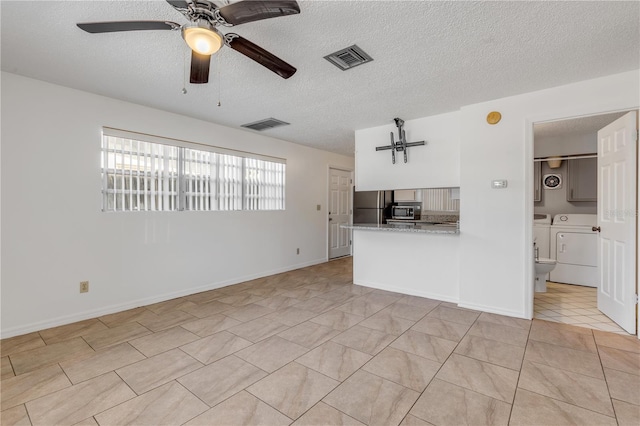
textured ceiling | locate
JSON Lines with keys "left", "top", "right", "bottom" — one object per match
{"left": 2, "top": 1, "right": 639, "bottom": 156}
{"left": 534, "top": 111, "right": 630, "bottom": 140}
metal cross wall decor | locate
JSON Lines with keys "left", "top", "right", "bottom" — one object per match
{"left": 375, "top": 118, "right": 426, "bottom": 164}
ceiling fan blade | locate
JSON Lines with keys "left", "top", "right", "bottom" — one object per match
{"left": 166, "top": 0, "right": 190, "bottom": 9}
{"left": 190, "top": 51, "right": 211, "bottom": 84}
{"left": 217, "top": 1, "right": 300, "bottom": 26}
{"left": 226, "top": 34, "right": 296, "bottom": 79}
{"left": 77, "top": 21, "right": 179, "bottom": 33}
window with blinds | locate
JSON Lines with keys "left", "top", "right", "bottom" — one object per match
{"left": 101, "top": 129, "right": 285, "bottom": 212}
{"left": 102, "top": 136, "right": 179, "bottom": 211}
{"left": 183, "top": 148, "right": 217, "bottom": 211}
{"left": 218, "top": 154, "right": 243, "bottom": 211}
{"left": 244, "top": 158, "right": 285, "bottom": 210}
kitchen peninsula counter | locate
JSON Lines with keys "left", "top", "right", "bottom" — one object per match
{"left": 342, "top": 223, "right": 459, "bottom": 234}
{"left": 345, "top": 222, "right": 460, "bottom": 303}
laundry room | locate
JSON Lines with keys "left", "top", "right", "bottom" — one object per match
{"left": 531, "top": 111, "right": 634, "bottom": 334}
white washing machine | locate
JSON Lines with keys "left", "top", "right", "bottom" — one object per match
{"left": 550, "top": 214, "right": 598, "bottom": 287}
{"left": 533, "top": 214, "right": 551, "bottom": 279}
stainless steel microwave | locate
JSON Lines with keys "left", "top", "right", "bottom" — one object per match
{"left": 392, "top": 205, "right": 417, "bottom": 219}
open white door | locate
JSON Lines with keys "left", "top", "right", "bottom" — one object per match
{"left": 329, "top": 168, "right": 352, "bottom": 259}
{"left": 597, "top": 111, "right": 638, "bottom": 334}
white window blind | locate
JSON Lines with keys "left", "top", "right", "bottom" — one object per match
{"left": 101, "top": 128, "right": 285, "bottom": 212}
{"left": 422, "top": 188, "right": 460, "bottom": 212}
{"left": 102, "top": 136, "right": 178, "bottom": 211}
{"left": 183, "top": 148, "right": 217, "bottom": 211}
{"left": 244, "top": 158, "right": 285, "bottom": 210}
{"left": 218, "top": 154, "right": 243, "bottom": 211}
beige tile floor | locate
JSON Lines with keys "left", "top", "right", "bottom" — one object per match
{"left": 1, "top": 257, "right": 639, "bottom": 425}
{"left": 534, "top": 281, "right": 631, "bottom": 335}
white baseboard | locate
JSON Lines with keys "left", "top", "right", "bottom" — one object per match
{"left": 457, "top": 301, "right": 527, "bottom": 319}
{"left": 353, "top": 279, "right": 459, "bottom": 304}
{"left": 1, "top": 258, "right": 327, "bottom": 339}
{"left": 353, "top": 280, "right": 529, "bottom": 320}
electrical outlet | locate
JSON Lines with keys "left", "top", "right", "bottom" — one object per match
{"left": 296, "top": 248, "right": 300, "bottom": 255}
{"left": 80, "top": 281, "right": 89, "bottom": 293}
{"left": 317, "top": 204, "right": 321, "bottom": 211}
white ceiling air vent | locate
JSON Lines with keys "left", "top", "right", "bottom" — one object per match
{"left": 324, "top": 45, "right": 373, "bottom": 71}
{"left": 241, "top": 118, "right": 290, "bottom": 131}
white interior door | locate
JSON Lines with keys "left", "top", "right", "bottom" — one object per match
{"left": 329, "top": 168, "right": 352, "bottom": 259}
{"left": 597, "top": 111, "right": 638, "bottom": 334}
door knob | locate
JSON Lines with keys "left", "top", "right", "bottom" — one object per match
{"left": 329, "top": 218, "right": 333, "bottom": 221}
{"left": 592, "top": 226, "right": 601, "bottom": 232}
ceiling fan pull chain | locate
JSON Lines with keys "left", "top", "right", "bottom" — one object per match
{"left": 217, "top": 50, "right": 222, "bottom": 107}
{"left": 182, "top": 48, "right": 188, "bottom": 94}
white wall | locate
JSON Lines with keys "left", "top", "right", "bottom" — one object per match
{"left": 0, "top": 72, "right": 354, "bottom": 338}
{"left": 352, "top": 230, "right": 459, "bottom": 302}
{"left": 353, "top": 70, "right": 639, "bottom": 320}
{"left": 354, "top": 112, "right": 460, "bottom": 191}
{"left": 459, "top": 70, "right": 639, "bottom": 318}
{"left": 534, "top": 132, "right": 596, "bottom": 158}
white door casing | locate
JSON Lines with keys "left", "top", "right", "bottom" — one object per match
{"left": 329, "top": 168, "right": 352, "bottom": 259}
{"left": 597, "top": 111, "right": 638, "bottom": 334}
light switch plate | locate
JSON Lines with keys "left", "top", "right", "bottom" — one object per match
{"left": 491, "top": 180, "right": 508, "bottom": 189}
{"left": 317, "top": 204, "right": 321, "bottom": 211}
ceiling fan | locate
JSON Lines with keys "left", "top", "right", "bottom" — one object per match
{"left": 77, "top": 0, "right": 299, "bottom": 84}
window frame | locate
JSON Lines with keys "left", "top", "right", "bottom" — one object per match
{"left": 101, "top": 127, "right": 286, "bottom": 212}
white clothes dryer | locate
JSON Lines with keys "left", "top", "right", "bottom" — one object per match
{"left": 550, "top": 214, "right": 598, "bottom": 287}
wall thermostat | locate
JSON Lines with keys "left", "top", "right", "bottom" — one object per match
{"left": 543, "top": 174, "right": 562, "bottom": 189}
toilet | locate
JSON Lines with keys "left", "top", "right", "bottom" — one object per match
{"left": 534, "top": 258, "right": 557, "bottom": 292}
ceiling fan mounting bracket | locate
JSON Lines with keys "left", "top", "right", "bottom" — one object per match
{"left": 213, "top": 9, "right": 233, "bottom": 27}
{"left": 224, "top": 33, "right": 240, "bottom": 46}
{"left": 166, "top": 21, "right": 182, "bottom": 30}
{"left": 176, "top": 1, "right": 230, "bottom": 28}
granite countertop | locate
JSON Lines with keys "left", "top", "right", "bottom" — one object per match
{"left": 386, "top": 219, "right": 456, "bottom": 224}
{"left": 342, "top": 223, "right": 459, "bottom": 234}
{"left": 386, "top": 212, "right": 460, "bottom": 224}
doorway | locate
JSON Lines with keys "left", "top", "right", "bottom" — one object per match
{"left": 531, "top": 111, "right": 638, "bottom": 335}
{"left": 328, "top": 167, "right": 352, "bottom": 259}
{"left": 534, "top": 283, "right": 628, "bottom": 333}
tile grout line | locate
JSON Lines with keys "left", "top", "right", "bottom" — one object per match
{"left": 89, "top": 369, "right": 141, "bottom": 424}
{"left": 396, "top": 307, "right": 486, "bottom": 425}
{"left": 593, "top": 334, "right": 619, "bottom": 421}
{"left": 528, "top": 320, "right": 604, "bottom": 354}
{"left": 507, "top": 318, "right": 534, "bottom": 425}
{"left": 171, "top": 312, "right": 332, "bottom": 422}
{"left": 235, "top": 301, "right": 425, "bottom": 423}
{"left": 510, "top": 323, "right": 620, "bottom": 422}
{"left": 171, "top": 379, "right": 220, "bottom": 424}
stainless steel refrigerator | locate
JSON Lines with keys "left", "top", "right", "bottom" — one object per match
{"left": 353, "top": 190, "right": 394, "bottom": 224}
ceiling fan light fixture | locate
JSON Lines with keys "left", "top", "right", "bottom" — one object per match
{"left": 182, "top": 21, "right": 223, "bottom": 55}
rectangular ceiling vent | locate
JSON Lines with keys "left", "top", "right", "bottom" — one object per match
{"left": 241, "top": 118, "right": 290, "bottom": 131}
{"left": 324, "top": 45, "right": 373, "bottom": 71}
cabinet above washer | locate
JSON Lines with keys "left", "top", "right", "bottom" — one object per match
{"left": 566, "top": 157, "right": 597, "bottom": 202}
{"left": 534, "top": 161, "right": 542, "bottom": 202}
